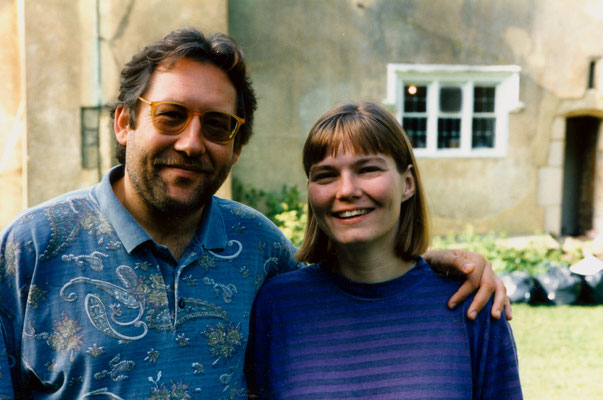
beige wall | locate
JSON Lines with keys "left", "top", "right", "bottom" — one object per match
{"left": 229, "top": 0, "right": 603, "bottom": 236}
{"left": 0, "top": 0, "right": 25, "bottom": 229}
{"left": 0, "top": 0, "right": 228, "bottom": 229}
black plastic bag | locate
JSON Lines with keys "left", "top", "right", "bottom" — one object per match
{"left": 501, "top": 271, "right": 535, "bottom": 303}
{"left": 532, "top": 265, "right": 582, "bottom": 305}
{"left": 582, "top": 270, "right": 603, "bottom": 304}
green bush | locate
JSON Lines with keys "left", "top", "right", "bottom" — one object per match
{"left": 432, "top": 226, "right": 583, "bottom": 276}
{"left": 233, "top": 179, "right": 307, "bottom": 247}
{"left": 233, "top": 183, "right": 585, "bottom": 271}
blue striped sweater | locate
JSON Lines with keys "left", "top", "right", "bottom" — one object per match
{"left": 245, "top": 258, "right": 522, "bottom": 399}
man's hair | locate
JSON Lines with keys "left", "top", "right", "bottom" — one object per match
{"left": 110, "top": 27, "right": 257, "bottom": 163}
{"left": 295, "top": 102, "right": 430, "bottom": 264}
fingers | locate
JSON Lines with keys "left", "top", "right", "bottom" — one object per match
{"left": 426, "top": 249, "right": 475, "bottom": 278}
{"left": 490, "top": 274, "right": 509, "bottom": 320}
{"left": 447, "top": 279, "right": 477, "bottom": 312}
{"left": 504, "top": 296, "right": 513, "bottom": 320}
{"left": 449, "top": 259, "right": 496, "bottom": 320}
{"left": 466, "top": 277, "right": 495, "bottom": 320}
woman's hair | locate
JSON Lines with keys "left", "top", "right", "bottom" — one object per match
{"left": 296, "top": 102, "right": 430, "bottom": 264}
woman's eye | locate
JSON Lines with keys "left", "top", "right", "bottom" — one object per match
{"left": 310, "top": 172, "right": 336, "bottom": 182}
{"left": 359, "top": 166, "right": 381, "bottom": 174}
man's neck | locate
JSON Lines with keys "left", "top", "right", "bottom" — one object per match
{"left": 112, "top": 175, "right": 204, "bottom": 261}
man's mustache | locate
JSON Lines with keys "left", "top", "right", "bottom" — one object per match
{"left": 153, "top": 158, "right": 213, "bottom": 172}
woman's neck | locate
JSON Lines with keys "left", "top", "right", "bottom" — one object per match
{"left": 333, "top": 243, "right": 416, "bottom": 283}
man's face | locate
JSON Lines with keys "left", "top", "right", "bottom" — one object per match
{"left": 116, "top": 59, "right": 241, "bottom": 216}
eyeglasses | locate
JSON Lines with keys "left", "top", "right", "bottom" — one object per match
{"left": 138, "top": 97, "right": 245, "bottom": 144}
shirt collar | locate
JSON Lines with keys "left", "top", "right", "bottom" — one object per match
{"left": 91, "top": 165, "right": 153, "bottom": 253}
{"left": 91, "top": 165, "right": 228, "bottom": 253}
{"left": 195, "top": 196, "right": 228, "bottom": 251}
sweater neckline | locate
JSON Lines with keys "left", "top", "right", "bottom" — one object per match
{"left": 313, "top": 258, "right": 429, "bottom": 300}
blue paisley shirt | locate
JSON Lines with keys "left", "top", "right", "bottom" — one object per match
{"left": 0, "top": 166, "right": 299, "bottom": 400}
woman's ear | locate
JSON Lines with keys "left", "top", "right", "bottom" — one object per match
{"left": 401, "top": 165, "right": 416, "bottom": 202}
{"left": 114, "top": 105, "right": 131, "bottom": 145}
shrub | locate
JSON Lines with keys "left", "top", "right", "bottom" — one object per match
{"left": 431, "top": 225, "right": 583, "bottom": 276}
{"left": 233, "top": 179, "right": 307, "bottom": 247}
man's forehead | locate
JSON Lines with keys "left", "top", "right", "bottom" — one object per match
{"left": 144, "top": 59, "right": 237, "bottom": 109}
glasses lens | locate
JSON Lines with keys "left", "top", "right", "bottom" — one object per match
{"left": 152, "top": 102, "right": 190, "bottom": 134}
{"left": 202, "top": 111, "right": 238, "bottom": 142}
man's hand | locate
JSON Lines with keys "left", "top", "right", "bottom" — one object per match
{"left": 423, "top": 249, "right": 512, "bottom": 321}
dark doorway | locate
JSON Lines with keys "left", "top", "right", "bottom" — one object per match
{"left": 561, "top": 116, "right": 600, "bottom": 236}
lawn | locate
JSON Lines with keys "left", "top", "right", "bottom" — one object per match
{"left": 511, "top": 304, "right": 603, "bottom": 399}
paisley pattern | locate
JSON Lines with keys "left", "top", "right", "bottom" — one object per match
{"left": 0, "top": 168, "right": 299, "bottom": 399}
{"left": 40, "top": 199, "right": 118, "bottom": 261}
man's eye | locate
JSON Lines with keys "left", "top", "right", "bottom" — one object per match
{"left": 157, "top": 111, "right": 187, "bottom": 121}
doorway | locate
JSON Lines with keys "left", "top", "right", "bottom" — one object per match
{"left": 561, "top": 116, "right": 600, "bottom": 236}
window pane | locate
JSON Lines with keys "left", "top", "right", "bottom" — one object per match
{"left": 403, "top": 117, "right": 427, "bottom": 148}
{"left": 474, "top": 86, "right": 495, "bottom": 112}
{"left": 404, "top": 85, "right": 427, "bottom": 112}
{"left": 437, "top": 118, "right": 461, "bottom": 148}
{"left": 440, "top": 87, "right": 462, "bottom": 112}
{"left": 472, "top": 118, "right": 495, "bottom": 148}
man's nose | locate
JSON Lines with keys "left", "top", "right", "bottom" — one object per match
{"left": 173, "top": 116, "right": 207, "bottom": 156}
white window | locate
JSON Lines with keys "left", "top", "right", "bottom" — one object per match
{"left": 384, "top": 64, "right": 522, "bottom": 157}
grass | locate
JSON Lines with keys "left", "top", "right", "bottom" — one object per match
{"left": 511, "top": 304, "right": 603, "bottom": 399}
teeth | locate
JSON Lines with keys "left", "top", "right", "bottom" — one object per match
{"left": 338, "top": 209, "right": 370, "bottom": 218}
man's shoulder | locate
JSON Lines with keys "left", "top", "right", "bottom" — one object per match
{"left": 213, "top": 197, "right": 271, "bottom": 219}
{"left": 3, "top": 188, "right": 95, "bottom": 232}
{"left": 212, "top": 197, "right": 284, "bottom": 234}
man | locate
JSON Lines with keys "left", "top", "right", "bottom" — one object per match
{"left": 0, "top": 28, "right": 508, "bottom": 399}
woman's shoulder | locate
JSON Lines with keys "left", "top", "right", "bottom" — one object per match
{"left": 254, "top": 264, "right": 325, "bottom": 304}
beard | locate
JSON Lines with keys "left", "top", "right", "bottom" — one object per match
{"left": 126, "top": 150, "right": 231, "bottom": 218}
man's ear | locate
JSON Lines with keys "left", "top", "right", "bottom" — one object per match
{"left": 231, "top": 145, "right": 242, "bottom": 165}
{"left": 401, "top": 165, "right": 416, "bottom": 202}
{"left": 114, "top": 105, "right": 131, "bottom": 145}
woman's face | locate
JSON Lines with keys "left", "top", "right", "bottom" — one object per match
{"left": 307, "top": 146, "right": 415, "bottom": 251}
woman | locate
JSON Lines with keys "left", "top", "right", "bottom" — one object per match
{"left": 246, "top": 102, "right": 522, "bottom": 399}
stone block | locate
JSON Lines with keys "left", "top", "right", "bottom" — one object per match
{"left": 538, "top": 167, "right": 563, "bottom": 206}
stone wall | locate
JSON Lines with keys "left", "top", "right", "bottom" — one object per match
{"left": 229, "top": 0, "right": 603, "bottom": 236}
{"left": 0, "top": 0, "right": 228, "bottom": 229}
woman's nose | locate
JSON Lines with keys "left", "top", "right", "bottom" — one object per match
{"left": 336, "top": 173, "right": 361, "bottom": 200}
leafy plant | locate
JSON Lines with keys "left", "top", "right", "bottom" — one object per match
{"left": 233, "top": 179, "right": 307, "bottom": 246}
{"left": 432, "top": 225, "right": 583, "bottom": 276}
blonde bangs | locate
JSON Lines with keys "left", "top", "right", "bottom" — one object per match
{"left": 303, "top": 109, "right": 398, "bottom": 176}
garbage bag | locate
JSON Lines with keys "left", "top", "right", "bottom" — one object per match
{"left": 501, "top": 271, "right": 535, "bottom": 303}
{"left": 532, "top": 265, "right": 582, "bottom": 305}
{"left": 583, "top": 270, "right": 603, "bottom": 304}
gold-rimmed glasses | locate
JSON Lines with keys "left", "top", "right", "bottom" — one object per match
{"left": 138, "top": 97, "right": 245, "bottom": 144}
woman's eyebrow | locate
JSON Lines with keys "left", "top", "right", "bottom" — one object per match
{"left": 352, "top": 155, "right": 388, "bottom": 165}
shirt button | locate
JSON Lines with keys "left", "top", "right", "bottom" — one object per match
{"left": 178, "top": 298, "right": 185, "bottom": 309}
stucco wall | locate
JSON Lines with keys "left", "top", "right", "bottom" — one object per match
{"left": 0, "top": 0, "right": 229, "bottom": 229}
{"left": 229, "top": 0, "right": 603, "bottom": 235}
{"left": 0, "top": 0, "right": 25, "bottom": 229}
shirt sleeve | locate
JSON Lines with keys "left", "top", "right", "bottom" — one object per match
{"left": 0, "top": 317, "right": 16, "bottom": 400}
{"left": 0, "top": 229, "right": 21, "bottom": 400}
{"left": 269, "top": 233, "right": 304, "bottom": 277}
{"left": 466, "top": 300, "right": 523, "bottom": 400}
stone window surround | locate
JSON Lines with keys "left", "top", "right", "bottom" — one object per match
{"left": 384, "top": 64, "right": 522, "bottom": 158}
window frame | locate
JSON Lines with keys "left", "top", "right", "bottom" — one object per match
{"left": 384, "top": 64, "right": 522, "bottom": 158}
